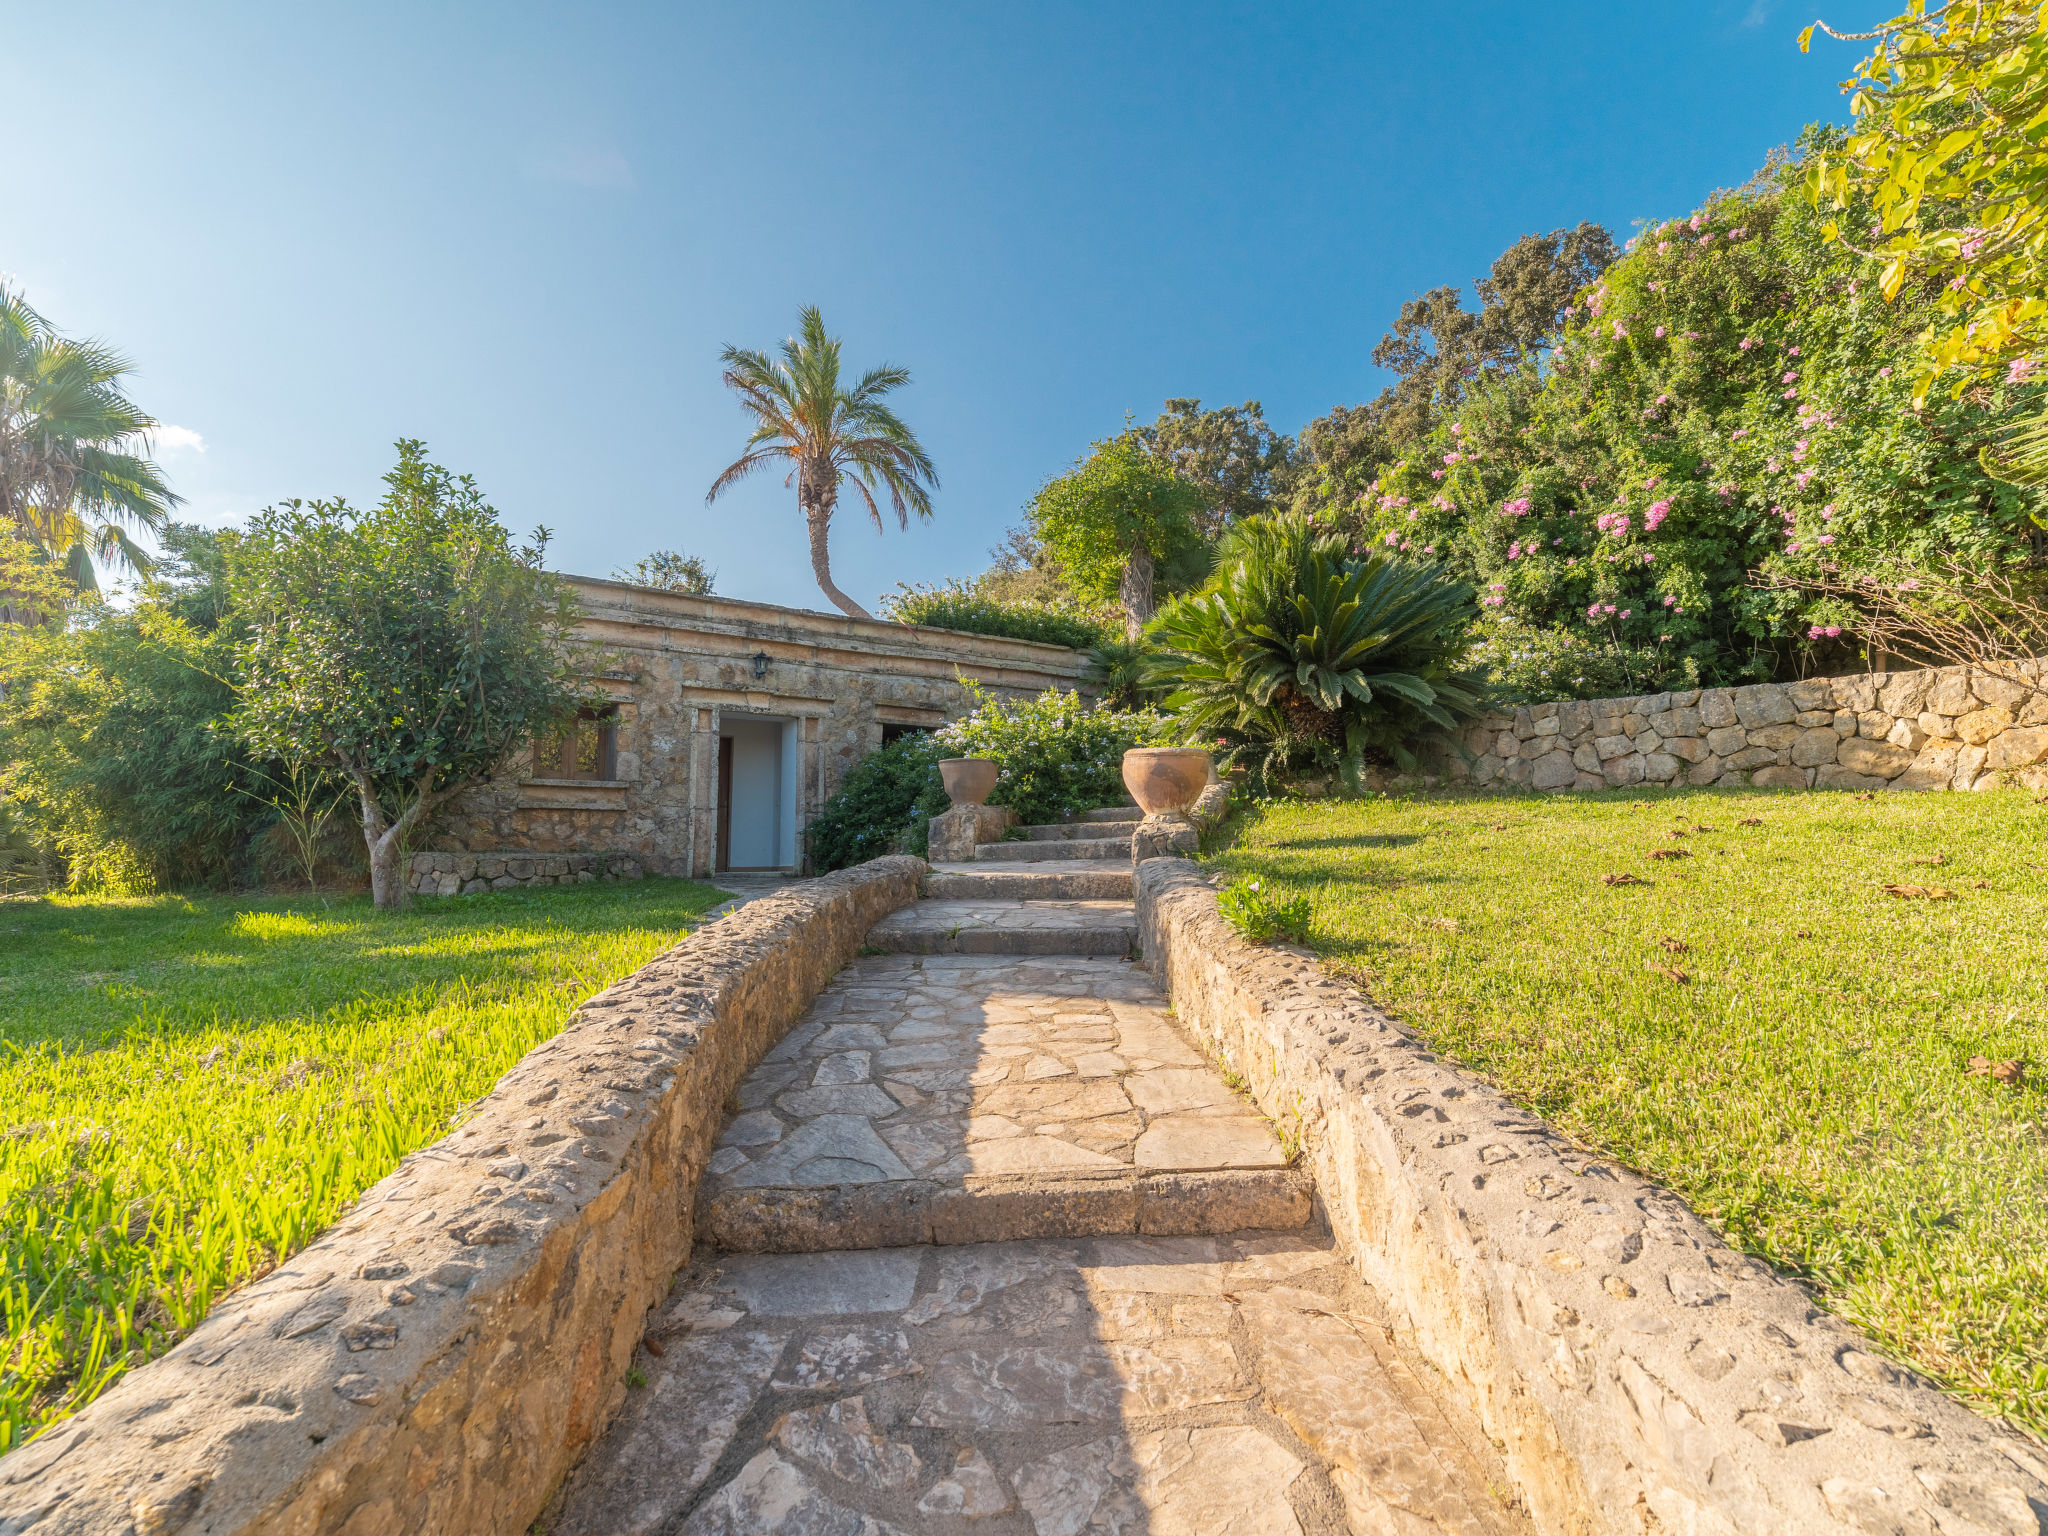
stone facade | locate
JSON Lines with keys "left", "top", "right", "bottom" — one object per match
{"left": 1446, "top": 659, "right": 2048, "bottom": 795}
{"left": 427, "top": 579, "right": 1091, "bottom": 877}
{"left": 1135, "top": 860, "right": 2048, "bottom": 1536}
{"left": 0, "top": 858, "right": 926, "bottom": 1536}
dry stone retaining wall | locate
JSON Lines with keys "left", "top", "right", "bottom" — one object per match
{"left": 1446, "top": 660, "right": 2048, "bottom": 795}
{"left": 406, "top": 849, "right": 645, "bottom": 896}
{"left": 0, "top": 857, "right": 925, "bottom": 1536}
{"left": 1135, "top": 859, "right": 2048, "bottom": 1536}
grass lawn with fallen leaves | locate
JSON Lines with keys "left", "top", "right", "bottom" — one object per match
{"left": 0, "top": 876, "right": 727, "bottom": 1451}
{"left": 1212, "top": 787, "right": 2048, "bottom": 1438}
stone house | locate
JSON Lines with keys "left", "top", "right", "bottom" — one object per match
{"left": 414, "top": 577, "right": 1091, "bottom": 889}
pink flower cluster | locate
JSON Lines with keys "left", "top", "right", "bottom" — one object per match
{"left": 1644, "top": 499, "right": 1671, "bottom": 531}
{"left": 1594, "top": 510, "right": 1632, "bottom": 536}
{"left": 1501, "top": 496, "right": 1533, "bottom": 516}
{"left": 1806, "top": 624, "right": 1843, "bottom": 639}
{"left": 2009, "top": 356, "right": 2041, "bottom": 384}
{"left": 1587, "top": 602, "right": 1618, "bottom": 619}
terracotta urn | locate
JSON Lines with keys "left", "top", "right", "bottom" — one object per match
{"left": 1121, "top": 747, "right": 1213, "bottom": 817}
{"left": 939, "top": 757, "right": 1000, "bottom": 807}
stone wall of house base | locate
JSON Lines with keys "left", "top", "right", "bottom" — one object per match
{"left": 0, "top": 857, "right": 926, "bottom": 1536}
{"left": 1135, "top": 859, "right": 2048, "bottom": 1536}
{"left": 1447, "top": 660, "right": 2047, "bottom": 794}
{"left": 406, "top": 849, "right": 645, "bottom": 896}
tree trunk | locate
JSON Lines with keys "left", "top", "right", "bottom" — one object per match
{"left": 354, "top": 775, "right": 410, "bottom": 911}
{"left": 366, "top": 824, "right": 408, "bottom": 910}
{"left": 1119, "top": 540, "right": 1155, "bottom": 642}
{"left": 798, "top": 471, "right": 873, "bottom": 619}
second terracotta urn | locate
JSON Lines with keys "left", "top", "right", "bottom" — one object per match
{"left": 1121, "top": 747, "right": 1212, "bottom": 816}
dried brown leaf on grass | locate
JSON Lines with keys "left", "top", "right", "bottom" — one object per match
{"left": 1910, "top": 853, "right": 1949, "bottom": 867}
{"left": 1649, "top": 963, "right": 1691, "bottom": 985}
{"left": 1658, "top": 936, "right": 1689, "bottom": 954}
{"left": 1601, "top": 873, "right": 1649, "bottom": 887}
{"left": 1882, "top": 883, "right": 1955, "bottom": 900}
{"left": 1648, "top": 848, "right": 1692, "bottom": 861}
{"left": 1739, "top": 817, "right": 1763, "bottom": 827}
{"left": 1966, "top": 1055, "right": 2026, "bottom": 1088}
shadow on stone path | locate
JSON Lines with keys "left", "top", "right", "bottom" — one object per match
{"left": 548, "top": 1231, "right": 1525, "bottom": 1536}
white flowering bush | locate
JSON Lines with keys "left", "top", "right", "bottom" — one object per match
{"left": 937, "top": 682, "right": 1168, "bottom": 828}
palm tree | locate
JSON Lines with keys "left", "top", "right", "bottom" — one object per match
{"left": 707, "top": 306, "right": 937, "bottom": 619}
{"left": 0, "top": 284, "right": 179, "bottom": 591}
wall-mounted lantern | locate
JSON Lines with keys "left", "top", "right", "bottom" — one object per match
{"left": 752, "top": 651, "right": 771, "bottom": 680}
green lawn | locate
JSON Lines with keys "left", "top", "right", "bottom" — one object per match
{"left": 0, "top": 877, "right": 726, "bottom": 1450}
{"left": 1214, "top": 788, "right": 2048, "bottom": 1438}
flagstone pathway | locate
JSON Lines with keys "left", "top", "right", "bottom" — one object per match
{"left": 551, "top": 832, "right": 1523, "bottom": 1536}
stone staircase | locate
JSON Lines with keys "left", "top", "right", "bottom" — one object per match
{"left": 972, "top": 805, "right": 1141, "bottom": 863}
{"left": 549, "top": 812, "right": 1521, "bottom": 1535}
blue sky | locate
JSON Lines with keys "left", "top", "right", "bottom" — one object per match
{"left": 8, "top": 2, "right": 1886, "bottom": 611}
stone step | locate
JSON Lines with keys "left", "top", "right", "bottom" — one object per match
{"left": 553, "top": 1225, "right": 1522, "bottom": 1536}
{"left": 973, "top": 836, "right": 1127, "bottom": 862}
{"left": 1018, "top": 820, "right": 1141, "bottom": 841}
{"left": 867, "top": 900, "right": 1138, "bottom": 957}
{"left": 1082, "top": 804, "right": 1142, "bottom": 821}
{"left": 694, "top": 953, "right": 1310, "bottom": 1255}
{"left": 924, "top": 862, "right": 1134, "bottom": 901}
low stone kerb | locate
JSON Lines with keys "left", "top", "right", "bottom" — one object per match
{"left": 0, "top": 858, "right": 926, "bottom": 1536}
{"left": 1134, "top": 859, "right": 2048, "bottom": 1536}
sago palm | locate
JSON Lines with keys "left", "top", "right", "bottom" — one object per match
{"left": 707, "top": 306, "right": 937, "bottom": 619}
{"left": 0, "top": 284, "right": 179, "bottom": 590}
{"left": 1151, "top": 512, "right": 1482, "bottom": 774}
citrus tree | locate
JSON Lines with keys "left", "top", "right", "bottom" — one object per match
{"left": 230, "top": 442, "right": 587, "bottom": 908}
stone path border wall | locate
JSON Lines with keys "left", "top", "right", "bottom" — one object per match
{"left": 405, "top": 848, "right": 645, "bottom": 897}
{"left": 1445, "top": 660, "right": 2047, "bottom": 794}
{"left": 1135, "top": 859, "right": 2048, "bottom": 1536}
{"left": 0, "top": 857, "right": 926, "bottom": 1536}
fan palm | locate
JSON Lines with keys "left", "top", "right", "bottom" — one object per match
{"left": 0, "top": 285, "right": 179, "bottom": 591}
{"left": 1151, "top": 513, "right": 1482, "bottom": 776}
{"left": 707, "top": 306, "right": 937, "bottom": 619}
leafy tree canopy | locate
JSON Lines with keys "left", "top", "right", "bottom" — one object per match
{"left": 613, "top": 548, "right": 717, "bottom": 595}
{"left": 229, "top": 441, "right": 587, "bottom": 907}
{"left": 1139, "top": 398, "right": 1296, "bottom": 535}
{"left": 1028, "top": 433, "right": 1207, "bottom": 639}
{"left": 1805, "top": 1, "right": 2048, "bottom": 398}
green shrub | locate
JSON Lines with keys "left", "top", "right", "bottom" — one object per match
{"left": 1338, "top": 131, "right": 2046, "bottom": 689}
{"left": 1217, "top": 876, "right": 1313, "bottom": 945}
{"left": 0, "top": 529, "right": 274, "bottom": 891}
{"left": 937, "top": 683, "right": 1166, "bottom": 828}
{"left": 1151, "top": 512, "right": 1483, "bottom": 782}
{"left": 807, "top": 685, "right": 1168, "bottom": 871}
{"left": 1464, "top": 612, "right": 1669, "bottom": 702}
{"left": 806, "top": 731, "right": 950, "bottom": 872}
{"left": 879, "top": 579, "right": 1110, "bottom": 650}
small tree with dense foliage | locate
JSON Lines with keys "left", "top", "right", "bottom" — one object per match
{"left": 230, "top": 442, "right": 586, "bottom": 909}
{"left": 1029, "top": 434, "right": 1207, "bottom": 641}
{"left": 1151, "top": 513, "right": 1482, "bottom": 784}
{"left": 613, "top": 549, "right": 716, "bottom": 595}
